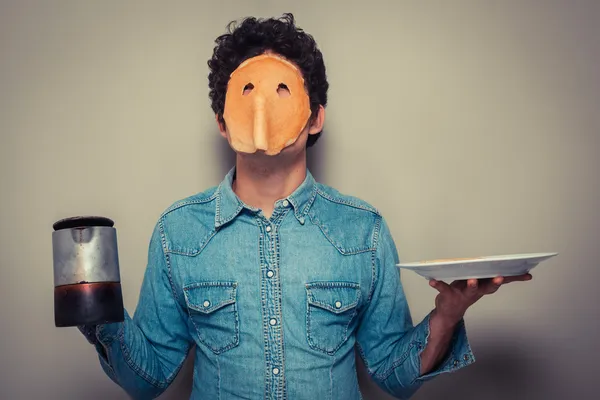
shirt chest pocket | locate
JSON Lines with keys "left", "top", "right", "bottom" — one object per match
{"left": 183, "top": 282, "right": 239, "bottom": 355}
{"left": 305, "top": 282, "right": 361, "bottom": 355}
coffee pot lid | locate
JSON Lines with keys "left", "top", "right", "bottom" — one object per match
{"left": 53, "top": 216, "right": 115, "bottom": 231}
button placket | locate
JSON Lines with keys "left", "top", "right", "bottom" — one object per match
{"left": 258, "top": 212, "right": 286, "bottom": 397}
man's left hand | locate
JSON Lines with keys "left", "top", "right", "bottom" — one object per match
{"left": 429, "top": 274, "right": 533, "bottom": 327}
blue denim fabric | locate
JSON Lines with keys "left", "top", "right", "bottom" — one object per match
{"left": 83, "top": 168, "right": 474, "bottom": 399}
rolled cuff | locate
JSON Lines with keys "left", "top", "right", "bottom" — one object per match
{"left": 412, "top": 312, "right": 475, "bottom": 383}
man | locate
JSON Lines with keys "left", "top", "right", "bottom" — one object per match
{"left": 79, "top": 13, "right": 531, "bottom": 399}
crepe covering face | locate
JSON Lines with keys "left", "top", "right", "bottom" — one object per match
{"left": 223, "top": 54, "right": 312, "bottom": 155}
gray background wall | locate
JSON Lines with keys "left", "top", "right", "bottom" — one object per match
{"left": 1, "top": 1, "right": 598, "bottom": 399}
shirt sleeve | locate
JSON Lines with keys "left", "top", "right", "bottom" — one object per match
{"left": 78, "top": 218, "right": 193, "bottom": 399}
{"left": 355, "top": 216, "right": 475, "bottom": 399}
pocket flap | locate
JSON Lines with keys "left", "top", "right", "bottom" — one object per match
{"left": 306, "top": 282, "right": 361, "bottom": 314}
{"left": 183, "top": 282, "right": 237, "bottom": 314}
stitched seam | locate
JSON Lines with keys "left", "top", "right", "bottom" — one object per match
{"left": 308, "top": 300, "right": 359, "bottom": 314}
{"left": 257, "top": 219, "right": 271, "bottom": 400}
{"left": 355, "top": 342, "right": 370, "bottom": 372}
{"left": 97, "top": 324, "right": 118, "bottom": 343}
{"left": 185, "top": 294, "right": 235, "bottom": 312}
{"left": 300, "top": 183, "right": 319, "bottom": 217}
{"left": 113, "top": 220, "right": 187, "bottom": 389}
{"left": 157, "top": 219, "right": 194, "bottom": 384}
{"left": 306, "top": 282, "right": 361, "bottom": 313}
{"left": 273, "top": 209, "right": 289, "bottom": 398}
{"left": 215, "top": 184, "right": 222, "bottom": 224}
{"left": 98, "top": 330, "right": 117, "bottom": 375}
{"left": 374, "top": 343, "right": 418, "bottom": 382}
{"left": 306, "top": 281, "right": 361, "bottom": 288}
{"left": 308, "top": 307, "right": 358, "bottom": 355}
{"left": 165, "top": 228, "right": 218, "bottom": 256}
{"left": 218, "top": 203, "right": 245, "bottom": 227}
{"left": 315, "top": 187, "right": 380, "bottom": 215}
{"left": 118, "top": 328, "right": 167, "bottom": 388}
{"left": 367, "top": 216, "right": 382, "bottom": 304}
{"left": 306, "top": 286, "right": 360, "bottom": 355}
{"left": 371, "top": 215, "right": 383, "bottom": 252}
{"left": 158, "top": 218, "right": 179, "bottom": 302}
{"left": 329, "top": 353, "right": 336, "bottom": 400}
{"left": 161, "top": 190, "right": 218, "bottom": 218}
{"left": 183, "top": 283, "right": 239, "bottom": 354}
{"left": 163, "top": 344, "right": 193, "bottom": 386}
{"left": 185, "top": 307, "right": 238, "bottom": 355}
{"left": 217, "top": 354, "right": 221, "bottom": 400}
{"left": 307, "top": 212, "right": 375, "bottom": 255}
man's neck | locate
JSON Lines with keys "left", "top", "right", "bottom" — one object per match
{"left": 232, "top": 152, "right": 307, "bottom": 219}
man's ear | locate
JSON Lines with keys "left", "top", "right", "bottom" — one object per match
{"left": 216, "top": 114, "right": 227, "bottom": 138}
{"left": 308, "top": 105, "right": 325, "bottom": 135}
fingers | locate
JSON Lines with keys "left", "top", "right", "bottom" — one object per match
{"left": 456, "top": 277, "right": 501, "bottom": 296}
{"left": 479, "top": 274, "right": 532, "bottom": 294}
{"left": 502, "top": 273, "right": 532, "bottom": 284}
{"left": 429, "top": 279, "right": 452, "bottom": 293}
{"left": 485, "top": 277, "right": 504, "bottom": 294}
{"left": 431, "top": 273, "right": 533, "bottom": 296}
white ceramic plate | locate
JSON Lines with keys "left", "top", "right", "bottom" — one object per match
{"left": 397, "top": 252, "right": 558, "bottom": 281}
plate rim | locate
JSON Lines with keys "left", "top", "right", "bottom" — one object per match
{"left": 396, "top": 252, "right": 558, "bottom": 268}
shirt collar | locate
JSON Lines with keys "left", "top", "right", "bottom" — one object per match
{"left": 214, "top": 167, "right": 317, "bottom": 228}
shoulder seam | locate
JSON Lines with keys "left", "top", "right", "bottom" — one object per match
{"left": 315, "top": 186, "right": 380, "bottom": 215}
{"left": 160, "top": 189, "right": 218, "bottom": 218}
{"left": 371, "top": 214, "right": 385, "bottom": 250}
{"left": 367, "top": 214, "right": 383, "bottom": 305}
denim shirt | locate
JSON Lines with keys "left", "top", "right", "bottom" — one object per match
{"left": 81, "top": 168, "right": 474, "bottom": 399}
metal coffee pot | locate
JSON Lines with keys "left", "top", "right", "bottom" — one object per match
{"left": 52, "top": 216, "right": 124, "bottom": 327}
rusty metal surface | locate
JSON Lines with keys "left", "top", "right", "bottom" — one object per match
{"left": 54, "top": 282, "right": 124, "bottom": 327}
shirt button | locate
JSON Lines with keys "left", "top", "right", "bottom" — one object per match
{"left": 266, "top": 226, "right": 272, "bottom": 232}
{"left": 269, "top": 318, "right": 277, "bottom": 326}
{"left": 203, "top": 300, "right": 210, "bottom": 308}
{"left": 267, "top": 270, "right": 274, "bottom": 278}
{"left": 272, "top": 367, "right": 280, "bottom": 375}
{"left": 334, "top": 301, "right": 342, "bottom": 309}
{"left": 282, "top": 200, "right": 289, "bottom": 207}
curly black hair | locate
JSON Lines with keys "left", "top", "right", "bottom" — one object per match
{"left": 207, "top": 13, "right": 328, "bottom": 147}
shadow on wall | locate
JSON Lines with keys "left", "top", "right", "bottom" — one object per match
{"left": 215, "top": 133, "right": 236, "bottom": 179}
{"left": 357, "top": 335, "right": 568, "bottom": 400}
{"left": 306, "top": 131, "right": 327, "bottom": 182}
